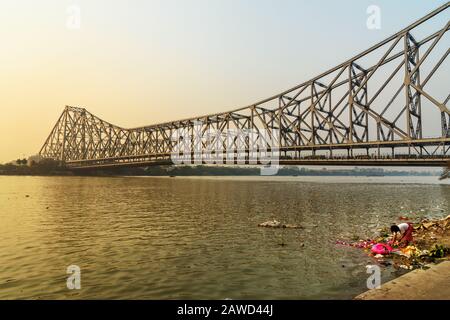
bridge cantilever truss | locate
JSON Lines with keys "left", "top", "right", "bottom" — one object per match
{"left": 40, "top": 3, "right": 450, "bottom": 169}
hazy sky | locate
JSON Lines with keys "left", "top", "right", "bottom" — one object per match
{"left": 0, "top": 0, "right": 448, "bottom": 162}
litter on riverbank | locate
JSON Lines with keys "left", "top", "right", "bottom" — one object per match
{"left": 336, "top": 215, "right": 450, "bottom": 270}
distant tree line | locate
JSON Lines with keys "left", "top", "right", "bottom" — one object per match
{"left": 0, "top": 161, "right": 440, "bottom": 177}
{"left": 0, "top": 159, "right": 72, "bottom": 176}
{"left": 135, "top": 165, "right": 438, "bottom": 177}
{"left": 15, "top": 158, "right": 28, "bottom": 165}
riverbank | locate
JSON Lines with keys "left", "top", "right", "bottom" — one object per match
{"left": 356, "top": 215, "right": 450, "bottom": 300}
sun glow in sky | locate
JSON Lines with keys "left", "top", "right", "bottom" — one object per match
{"left": 0, "top": 0, "right": 448, "bottom": 162}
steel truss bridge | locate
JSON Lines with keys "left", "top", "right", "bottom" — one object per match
{"left": 40, "top": 4, "right": 450, "bottom": 170}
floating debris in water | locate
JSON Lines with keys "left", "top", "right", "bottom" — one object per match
{"left": 258, "top": 220, "right": 281, "bottom": 228}
{"left": 258, "top": 220, "right": 302, "bottom": 229}
{"left": 336, "top": 239, "right": 375, "bottom": 249}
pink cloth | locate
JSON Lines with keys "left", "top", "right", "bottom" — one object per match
{"left": 371, "top": 243, "right": 393, "bottom": 255}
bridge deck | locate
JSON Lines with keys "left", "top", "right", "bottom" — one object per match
{"left": 66, "top": 157, "right": 450, "bottom": 170}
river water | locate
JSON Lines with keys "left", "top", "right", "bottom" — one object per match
{"left": 0, "top": 175, "right": 449, "bottom": 299}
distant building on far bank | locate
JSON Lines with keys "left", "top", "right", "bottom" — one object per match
{"left": 27, "top": 154, "right": 44, "bottom": 166}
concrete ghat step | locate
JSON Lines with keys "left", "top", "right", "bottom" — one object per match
{"left": 355, "top": 261, "right": 450, "bottom": 300}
